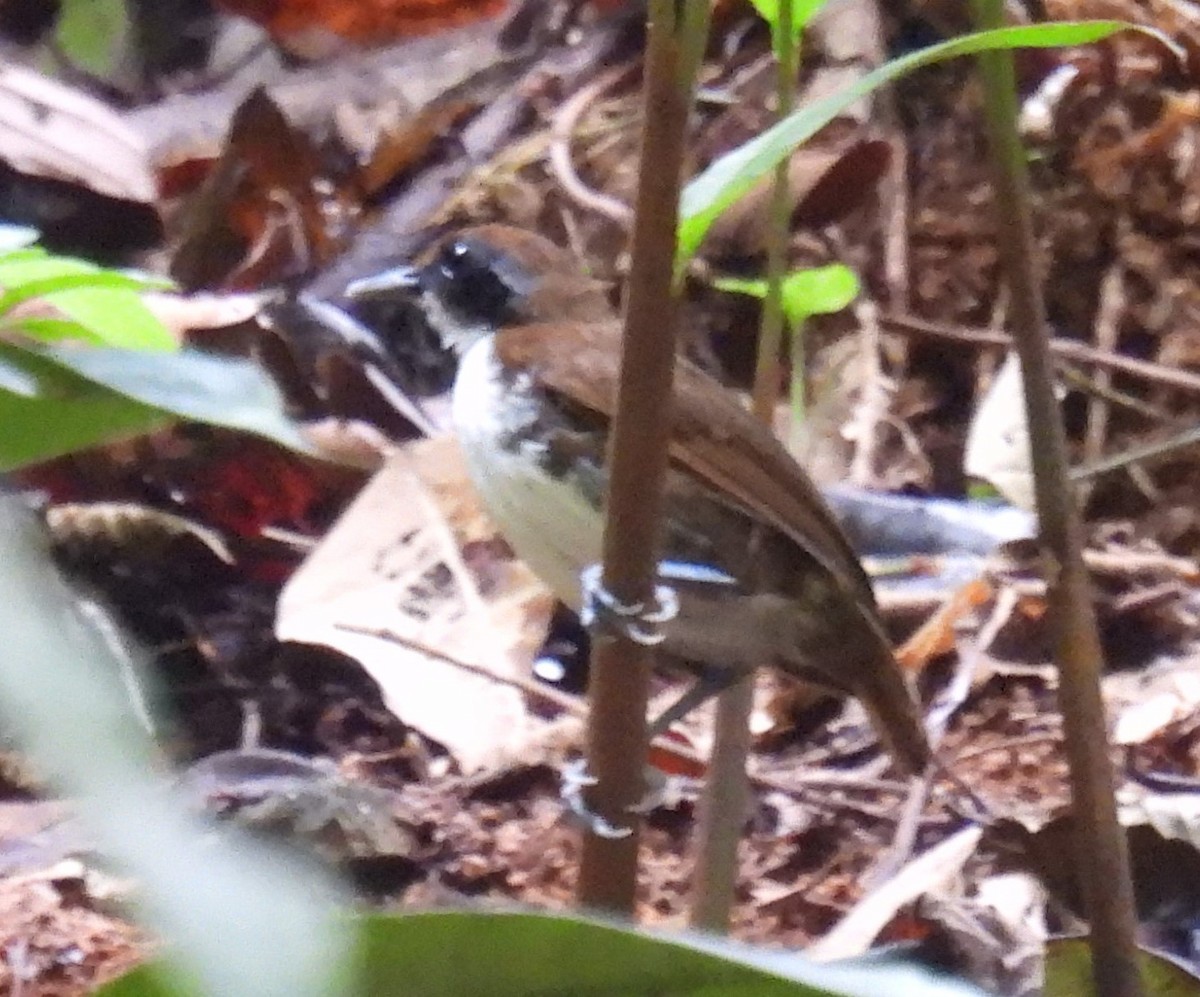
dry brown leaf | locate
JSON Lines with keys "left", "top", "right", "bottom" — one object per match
{"left": 896, "top": 578, "right": 995, "bottom": 676}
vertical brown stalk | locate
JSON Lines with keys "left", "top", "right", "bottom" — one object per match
{"left": 576, "top": 0, "right": 698, "bottom": 914}
{"left": 691, "top": 0, "right": 797, "bottom": 934}
{"left": 969, "top": 1, "right": 1143, "bottom": 993}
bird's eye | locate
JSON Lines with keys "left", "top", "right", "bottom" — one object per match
{"left": 434, "top": 239, "right": 518, "bottom": 322}
{"left": 438, "top": 241, "right": 473, "bottom": 281}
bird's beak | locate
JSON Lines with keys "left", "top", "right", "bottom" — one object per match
{"left": 345, "top": 265, "right": 422, "bottom": 301}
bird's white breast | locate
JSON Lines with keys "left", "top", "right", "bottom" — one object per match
{"left": 451, "top": 337, "right": 603, "bottom": 610}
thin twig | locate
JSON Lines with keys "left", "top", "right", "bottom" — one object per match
{"left": 1082, "top": 258, "right": 1127, "bottom": 497}
{"left": 692, "top": 0, "right": 793, "bottom": 933}
{"left": 848, "top": 300, "right": 889, "bottom": 486}
{"left": 882, "top": 310, "right": 1200, "bottom": 395}
{"left": 550, "top": 63, "right": 638, "bottom": 228}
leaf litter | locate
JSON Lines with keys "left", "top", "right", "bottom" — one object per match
{"left": 3, "top": 0, "right": 1200, "bottom": 992}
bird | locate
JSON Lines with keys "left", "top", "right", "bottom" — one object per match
{"left": 348, "top": 224, "right": 931, "bottom": 775}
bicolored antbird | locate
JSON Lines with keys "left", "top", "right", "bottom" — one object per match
{"left": 349, "top": 225, "right": 931, "bottom": 774}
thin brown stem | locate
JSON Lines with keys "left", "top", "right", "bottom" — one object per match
{"left": 969, "top": 1, "right": 1143, "bottom": 993}
{"left": 691, "top": 0, "right": 797, "bottom": 934}
{"left": 576, "top": 0, "right": 698, "bottom": 915}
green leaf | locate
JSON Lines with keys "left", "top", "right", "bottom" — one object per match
{"left": 0, "top": 254, "right": 174, "bottom": 350}
{"left": 86, "top": 966, "right": 181, "bottom": 997}
{"left": 780, "top": 264, "right": 859, "bottom": 323}
{"left": 715, "top": 265, "right": 859, "bottom": 324}
{"left": 38, "top": 285, "right": 174, "bottom": 351}
{"left": 0, "top": 353, "right": 42, "bottom": 397}
{"left": 679, "top": 21, "right": 1132, "bottom": 263}
{"left": 0, "top": 248, "right": 48, "bottom": 265}
{"left": 714, "top": 276, "right": 769, "bottom": 299}
{"left": 1045, "top": 937, "right": 1200, "bottom": 996}
{"left": 43, "top": 346, "right": 315, "bottom": 455}
{"left": 747, "top": 0, "right": 829, "bottom": 42}
{"left": 104, "top": 909, "right": 988, "bottom": 996}
{"left": 350, "top": 910, "right": 987, "bottom": 997}
{"left": 55, "top": 0, "right": 132, "bottom": 79}
{"left": 5, "top": 316, "right": 105, "bottom": 345}
{"left": 0, "top": 345, "right": 170, "bottom": 468}
{"left": 0, "top": 495, "right": 353, "bottom": 997}
{"left": 0, "top": 271, "right": 169, "bottom": 315}
{"left": 0, "top": 345, "right": 316, "bottom": 470}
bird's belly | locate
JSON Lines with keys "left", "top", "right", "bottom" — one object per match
{"left": 452, "top": 339, "right": 792, "bottom": 668}
{"left": 452, "top": 339, "right": 604, "bottom": 610}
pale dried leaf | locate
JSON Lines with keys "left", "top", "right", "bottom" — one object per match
{"left": 277, "top": 438, "right": 554, "bottom": 773}
{"left": 1107, "top": 658, "right": 1200, "bottom": 745}
{"left": 1120, "top": 784, "right": 1200, "bottom": 848}
{"left": 965, "top": 353, "right": 1036, "bottom": 511}
{"left": 807, "top": 825, "right": 983, "bottom": 962}
{"left": 0, "top": 64, "right": 155, "bottom": 203}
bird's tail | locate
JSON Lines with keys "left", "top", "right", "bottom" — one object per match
{"left": 852, "top": 644, "right": 932, "bottom": 776}
{"left": 783, "top": 606, "right": 932, "bottom": 775}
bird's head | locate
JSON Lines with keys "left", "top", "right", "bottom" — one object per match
{"left": 347, "top": 225, "right": 612, "bottom": 354}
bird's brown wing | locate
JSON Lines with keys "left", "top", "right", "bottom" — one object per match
{"left": 493, "top": 320, "right": 878, "bottom": 608}
{"left": 496, "top": 320, "right": 931, "bottom": 775}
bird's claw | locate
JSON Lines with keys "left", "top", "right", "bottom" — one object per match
{"left": 560, "top": 759, "right": 670, "bottom": 840}
{"left": 561, "top": 759, "right": 632, "bottom": 839}
{"left": 579, "top": 563, "right": 679, "bottom": 646}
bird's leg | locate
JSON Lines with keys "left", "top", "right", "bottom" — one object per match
{"left": 560, "top": 760, "right": 637, "bottom": 840}
{"left": 565, "top": 562, "right": 685, "bottom": 837}
{"left": 563, "top": 667, "right": 736, "bottom": 838}
{"left": 645, "top": 664, "right": 736, "bottom": 740}
{"left": 567, "top": 563, "right": 750, "bottom": 836}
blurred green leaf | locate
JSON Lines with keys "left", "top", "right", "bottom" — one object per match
{"left": 352, "top": 910, "right": 986, "bottom": 997}
{"left": 716, "top": 264, "right": 859, "bottom": 325}
{"left": 966, "top": 480, "right": 1003, "bottom": 501}
{"left": 679, "top": 21, "right": 1130, "bottom": 263}
{"left": 88, "top": 967, "right": 182, "bottom": 997}
{"left": 104, "top": 909, "right": 987, "bottom": 996}
{"left": 55, "top": 0, "right": 132, "bottom": 79}
{"left": 780, "top": 265, "right": 859, "bottom": 322}
{"left": 0, "top": 495, "right": 353, "bottom": 997}
{"left": 0, "top": 353, "right": 42, "bottom": 397}
{"left": 0, "top": 253, "right": 174, "bottom": 350}
{"left": 1045, "top": 937, "right": 1200, "bottom": 996}
{"left": 5, "top": 317, "right": 102, "bottom": 344}
{"left": 45, "top": 346, "right": 315, "bottom": 453}
{"left": 0, "top": 345, "right": 169, "bottom": 468}
{"left": 0, "top": 271, "right": 168, "bottom": 315}
{"left": 713, "top": 276, "right": 768, "bottom": 298}
{"left": 0, "top": 345, "right": 315, "bottom": 470}
{"left": 747, "top": 0, "right": 829, "bottom": 43}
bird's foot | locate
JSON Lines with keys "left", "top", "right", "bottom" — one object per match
{"left": 560, "top": 759, "right": 668, "bottom": 839}
{"left": 579, "top": 563, "right": 679, "bottom": 646}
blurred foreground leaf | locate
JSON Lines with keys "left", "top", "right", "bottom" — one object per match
{"left": 0, "top": 345, "right": 314, "bottom": 470}
{"left": 1045, "top": 937, "right": 1200, "bottom": 996}
{"left": 0, "top": 494, "right": 353, "bottom": 996}
{"left": 104, "top": 908, "right": 987, "bottom": 996}
{"left": 0, "top": 250, "right": 173, "bottom": 350}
